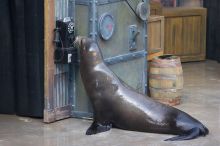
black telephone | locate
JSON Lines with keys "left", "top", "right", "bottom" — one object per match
{"left": 54, "top": 17, "right": 77, "bottom": 64}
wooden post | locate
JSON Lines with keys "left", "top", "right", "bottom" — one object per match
{"left": 44, "top": 0, "right": 56, "bottom": 123}
{"left": 44, "top": 0, "right": 72, "bottom": 123}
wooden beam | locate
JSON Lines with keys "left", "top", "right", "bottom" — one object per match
{"left": 44, "top": 0, "right": 55, "bottom": 123}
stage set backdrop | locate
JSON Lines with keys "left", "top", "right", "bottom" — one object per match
{"left": 151, "top": 0, "right": 220, "bottom": 62}
{"left": 0, "top": 0, "right": 219, "bottom": 118}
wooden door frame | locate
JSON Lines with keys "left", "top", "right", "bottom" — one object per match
{"left": 44, "top": 0, "right": 72, "bottom": 123}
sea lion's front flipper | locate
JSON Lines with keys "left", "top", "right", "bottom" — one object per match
{"left": 86, "top": 121, "right": 112, "bottom": 135}
{"left": 164, "top": 127, "right": 200, "bottom": 141}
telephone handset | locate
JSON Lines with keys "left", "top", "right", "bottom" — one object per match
{"left": 54, "top": 17, "right": 77, "bottom": 64}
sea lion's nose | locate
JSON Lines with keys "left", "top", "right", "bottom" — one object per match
{"left": 75, "top": 35, "right": 84, "bottom": 42}
{"left": 75, "top": 36, "right": 87, "bottom": 51}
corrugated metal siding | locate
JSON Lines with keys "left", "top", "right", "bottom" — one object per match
{"left": 54, "top": 65, "right": 69, "bottom": 107}
{"left": 53, "top": 0, "right": 75, "bottom": 108}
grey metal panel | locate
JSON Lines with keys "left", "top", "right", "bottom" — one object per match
{"left": 54, "top": 65, "right": 69, "bottom": 108}
{"left": 55, "top": 0, "right": 75, "bottom": 19}
{"left": 109, "top": 57, "right": 146, "bottom": 93}
{"left": 98, "top": 0, "right": 125, "bottom": 5}
{"left": 74, "top": 66, "right": 93, "bottom": 114}
{"left": 75, "top": 5, "right": 89, "bottom": 36}
{"left": 97, "top": 1, "right": 144, "bottom": 58}
{"left": 55, "top": 0, "right": 69, "bottom": 19}
{"left": 75, "top": 0, "right": 89, "bottom": 5}
{"left": 74, "top": 3, "right": 91, "bottom": 116}
{"left": 73, "top": 0, "right": 148, "bottom": 118}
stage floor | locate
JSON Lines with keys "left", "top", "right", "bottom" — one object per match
{"left": 0, "top": 60, "right": 219, "bottom": 146}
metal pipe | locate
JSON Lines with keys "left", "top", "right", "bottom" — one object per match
{"left": 61, "top": 66, "right": 64, "bottom": 107}
{"left": 90, "top": 0, "right": 97, "bottom": 40}
{"left": 104, "top": 50, "right": 146, "bottom": 66}
{"left": 143, "top": 0, "right": 149, "bottom": 95}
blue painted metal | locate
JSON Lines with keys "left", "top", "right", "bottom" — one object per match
{"left": 90, "top": 0, "right": 98, "bottom": 40}
{"left": 98, "top": 13, "right": 115, "bottom": 40}
{"left": 74, "top": 0, "right": 149, "bottom": 118}
{"left": 76, "top": 0, "right": 124, "bottom": 5}
{"left": 128, "top": 25, "right": 140, "bottom": 51}
{"left": 104, "top": 50, "right": 146, "bottom": 65}
{"left": 143, "top": 0, "right": 148, "bottom": 94}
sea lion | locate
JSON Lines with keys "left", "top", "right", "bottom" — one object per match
{"left": 75, "top": 36, "right": 209, "bottom": 141}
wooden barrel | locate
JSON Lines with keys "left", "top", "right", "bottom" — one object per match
{"left": 149, "top": 55, "right": 183, "bottom": 106}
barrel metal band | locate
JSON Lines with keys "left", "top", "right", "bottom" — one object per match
{"left": 149, "top": 87, "right": 182, "bottom": 93}
{"left": 149, "top": 74, "right": 183, "bottom": 80}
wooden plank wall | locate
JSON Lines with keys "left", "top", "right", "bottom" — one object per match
{"left": 162, "top": 7, "right": 207, "bottom": 62}
{"left": 147, "top": 16, "right": 164, "bottom": 61}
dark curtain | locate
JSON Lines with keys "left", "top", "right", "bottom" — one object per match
{"left": 0, "top": 0, "right": 44, "bottom": 117}
{"left": 0, "top": 0, "right": 15, "bottom": 114}
{"left": 204, "top": 0, "right": 220, "bottom": 62}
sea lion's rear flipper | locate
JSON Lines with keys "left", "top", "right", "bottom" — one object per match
{"left": 86, "top": 121, "right": 112, "bottom": 135}
{"left": 164, "top": 127, "right": 200, "bottom": 141}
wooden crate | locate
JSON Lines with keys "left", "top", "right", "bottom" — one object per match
{"left": 162, "top": 7, "right": 207, "bottom": 62}
{"left": 147, "top": 15, "right": 164, "bottom": 61}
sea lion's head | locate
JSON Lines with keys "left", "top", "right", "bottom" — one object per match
{"left": 75, "top": 36, "right": 103, "bottom": 65}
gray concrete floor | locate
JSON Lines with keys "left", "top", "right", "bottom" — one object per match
{"left": 0, "top": 60, "right": 220, "bottom": 146}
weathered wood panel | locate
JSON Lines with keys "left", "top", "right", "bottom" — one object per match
{"left": 162, "top": 7, "right": 207, "bottom": 62}
{"left": 44, "top": 0, "right": 56, "bottom": 123}
{"left": 147, "top": 15, "right": 164, "bottom": 60}
{"left": 149, "top": 55, "right": 183, "bottom": 106}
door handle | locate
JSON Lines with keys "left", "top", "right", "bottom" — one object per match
{"left": 129, "top": 25, "right": 140, "bottom": 51}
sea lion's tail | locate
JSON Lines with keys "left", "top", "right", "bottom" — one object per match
{"left": 164, "top": 123, "right": 209, "bottom": 141}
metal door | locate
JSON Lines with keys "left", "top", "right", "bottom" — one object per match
{"left": 73, "top": 0, "right": 149, "bottom": 118}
